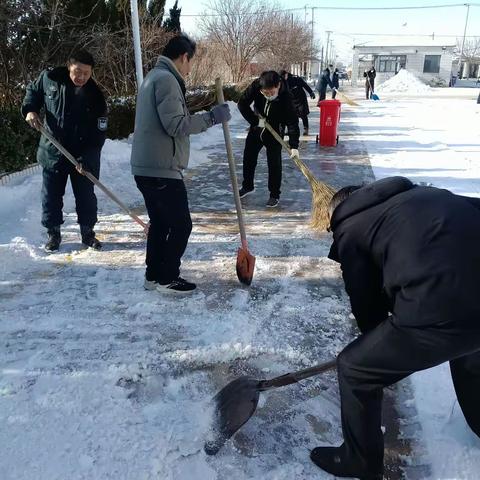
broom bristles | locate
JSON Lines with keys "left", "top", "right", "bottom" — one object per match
{"left": 263, "top": 119, "right": 336, "bottom": 231}
{"left": 291, "top": 155, "right": 335, "bottom": 231}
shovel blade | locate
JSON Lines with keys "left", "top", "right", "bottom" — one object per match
{"left": 204, "top": 376, "right": 261, "bottom": 455}
{"left": 236, "top": 246, "right": 255, "bottom": 286}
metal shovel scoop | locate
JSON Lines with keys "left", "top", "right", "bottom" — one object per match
{"left": 204, "top": 358, "right": 336, "bottom": 455}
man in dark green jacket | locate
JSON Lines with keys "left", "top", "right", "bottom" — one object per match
{"left": 22, "top": 50, "right": 107, "bottom": 251}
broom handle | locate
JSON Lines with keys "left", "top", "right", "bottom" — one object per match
{"left": 260, "top": 117, "right": 317, "bottom": 182}
{"left": 39, "top": 126, "right": 148, "bottom": 231}
{"left": 258, "top": 358, "right": 337, "bottom": 391}
{"left": 215, "top": 78, "right": 248, "bottom": 249}
{"left": 260, "top": 116, "right": 293, "bottom": 156}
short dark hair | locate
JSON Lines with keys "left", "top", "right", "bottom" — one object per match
{"left": 259, "top": 71, "right": 281, "bottom": 89}
{"left": 68, "top": 49, "right": 95, "bottom": 67}
{"left": 329, "top": 185, "right": 362, "bottom": 218}
{"left": 279, "top": 69, "right": 289, "bottom": 77}
{"left": 162, "top": 34, "right": 196, "bottom": 60}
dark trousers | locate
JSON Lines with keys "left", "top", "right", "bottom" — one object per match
{"left": 242, "top": 127, "right": 282, "bottom": 199}
{"left": 336, "top": 317, "right": 480, "bottom": 475}
{"left": 366, "top": 81, "right": 375, "bottom": 99}
{"left": 332, "top": 89, "right": 337, "bottom": 99}
{"left": 41, "top": 158, "right": 99, "bottom": 229}
{"left": 300, "top": 115, "right": 309, "bottom": 131}
{"left": 134, "top": 176, "right": 192, "bottom": 284}
{"left": 318, "top": 88, "right": 327, "bottom": 101}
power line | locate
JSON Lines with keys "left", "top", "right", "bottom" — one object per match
{"left": 335, "top": 32, "right": 479, "bottom": 38}
{"left": 180, "top": 3, "right": 480, "bottom": 17}
{"left": 297, "top": 2, "right": 480, "bottom": 10}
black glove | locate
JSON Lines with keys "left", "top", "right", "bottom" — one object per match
{"left": 310, "top": 92, "right": 316, "bottom": 99}
{"left": 210, "top": 103, "right": 231, "bottom": 125}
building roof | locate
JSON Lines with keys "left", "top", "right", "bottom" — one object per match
{"left": 354, "top": 37, "right": 456, "bottom": 49}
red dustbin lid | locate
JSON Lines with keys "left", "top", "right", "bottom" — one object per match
{"left": 318, "top": 99, "right": 341, "bottom": 108}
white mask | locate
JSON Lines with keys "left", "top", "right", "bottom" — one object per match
{"left": 262, "top": 93, "right": 278, "bottom": 101}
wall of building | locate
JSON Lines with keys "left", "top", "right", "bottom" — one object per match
{"left": 352, "top": 46, "right": 454, "bottom": 87}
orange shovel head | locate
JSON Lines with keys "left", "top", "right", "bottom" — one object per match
{"left": 236, "top": 246, "right": 255, "bottom": 286}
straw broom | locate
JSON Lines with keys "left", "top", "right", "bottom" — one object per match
{"left": 261, "top": 117, "right": 336, "bottom": 231}
{"left": 332, "top": 88, "right": 360, "bottom": 106}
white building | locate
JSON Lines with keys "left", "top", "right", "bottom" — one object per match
{"left": 352, "top": 39, "right": 456, "bottom": 87}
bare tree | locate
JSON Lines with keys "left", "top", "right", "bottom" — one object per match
{"left": 457, "top": 37, "right": 480, "bottom": 61}
{"left": 200, "top": 0, "right": 277, "bottom": 82}
{"left": 257, "top": 12, "right": 315, "bottom": 72}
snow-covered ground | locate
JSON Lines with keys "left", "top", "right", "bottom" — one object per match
{"left": 1, "top": 90, "right": 479, "bottom": 479}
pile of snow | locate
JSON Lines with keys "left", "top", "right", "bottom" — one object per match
{"left": 376, "top": 69, "right": 431, "bottom": 94}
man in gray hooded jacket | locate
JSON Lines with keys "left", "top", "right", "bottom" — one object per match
{"left": 130, "top": 34, "right": 231, "bottom": 293}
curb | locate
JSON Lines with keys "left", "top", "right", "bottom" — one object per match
{"left": 0, "top": 163, "right": 40, "bottom": 186}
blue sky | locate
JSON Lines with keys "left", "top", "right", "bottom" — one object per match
{"left": 163, "top": 0, "right": 479, "bottom": 63}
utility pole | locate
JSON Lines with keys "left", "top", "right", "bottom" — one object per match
{"left": 460, "top": 3, "right": 471, "bottom": 78}
{"left": 325, "top": 30, "right": 332, "bottom": 68}
{"left": 310, "top": 7, "right": 315, "bottom": 80}
{"left": 130, "top": 0, "right": 143, "bottom": 90}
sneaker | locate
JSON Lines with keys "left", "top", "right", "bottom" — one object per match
{"left": 157, "top": 277, "right": 196, "bottom": 294}
{"left": 45, "top": 226, "right": 61, "bottom": 252}
{"left": 239, "top": 187, "right": 254, "bottom": 198}
{"left": 266, "top": 196, "right": 279, "bottom": 208}
{"left": 80, "top": 225, "right": 102, "bottom": 250}
{"left": 144, "top": 278, "right": 159, "bottom": 291}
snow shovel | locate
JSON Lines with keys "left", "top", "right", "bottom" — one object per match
{"left": 39, "top": 126, "right": 149, "bottom": 233}
{"left": 204, "top": 357, "right": 337, "bottom": 455}
{"left": 368, "top": 78, "right": 380, "bottom": 101}
{"left": 215, "top": 78, "right": 255, "bottom": 286}
{"left": 332, "top": 88, "right": 359, "bottom": 106}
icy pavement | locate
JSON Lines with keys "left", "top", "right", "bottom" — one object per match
{"left": 1, "top": 88, "right": 479, "bottom": 479}
{"left": 0, "top": 102, "right": 360, "bottom": 480}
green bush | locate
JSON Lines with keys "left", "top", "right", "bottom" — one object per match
{"left": 0, "top": 109, "right": 39, "bottom": 175}
{"left": 107, "top": 97, "right": 136, "bottom": 139}
{"left": 1, "top": 84, "right": 244, "bottom": 175}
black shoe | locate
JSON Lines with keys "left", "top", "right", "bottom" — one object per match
{"left": 80, "top": 225, "right": 102, "bottom": 250}
{"left": 45, "top": 226, "right": 61, "bottom": 252}
{"left": 310, "top": 446, "right": 383, "bottom": 479}
{"left": 239, "top": 187, "right": 254, "bottom": 198}
{"left": 303, "top": 128, "right": 309, "bottom": 136}
{"left": 157, "top": 277, "right": 196, "bottom": 294}
{"left": 266, "top": 196, "right": 279, "bottom": 208}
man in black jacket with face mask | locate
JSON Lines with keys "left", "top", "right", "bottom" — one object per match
{"left": 237, "top": 70, "right": 300, "bottom": 208}
{"left": 310, "top": 177, "right": 480, "bottom": 479}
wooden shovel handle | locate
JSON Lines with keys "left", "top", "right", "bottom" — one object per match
{"left": 215, "top": 78, "right": 248, "bottom": 248}
{"left": 258, "top": 359, "right": 337, "bottom": 391}
{"left": 39, "top": 126, "right": 148, "bottom": 231}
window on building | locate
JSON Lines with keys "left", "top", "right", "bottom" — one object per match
{"left": 378, "top": 55, "right": 406, "bottom": 73}
{"left": 423, "top": 55, "right": 441, "bottom": 73}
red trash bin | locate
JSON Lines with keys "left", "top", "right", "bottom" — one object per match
{"left": 316, "top": 99, "right": 341, "bottom": 147}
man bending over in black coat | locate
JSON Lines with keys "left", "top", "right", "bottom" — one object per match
{"left": 310, "top": 176, "right": 480, "bottom": 480}
{"left": 237, "top": 70, "right": 300, "bottom": 208}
